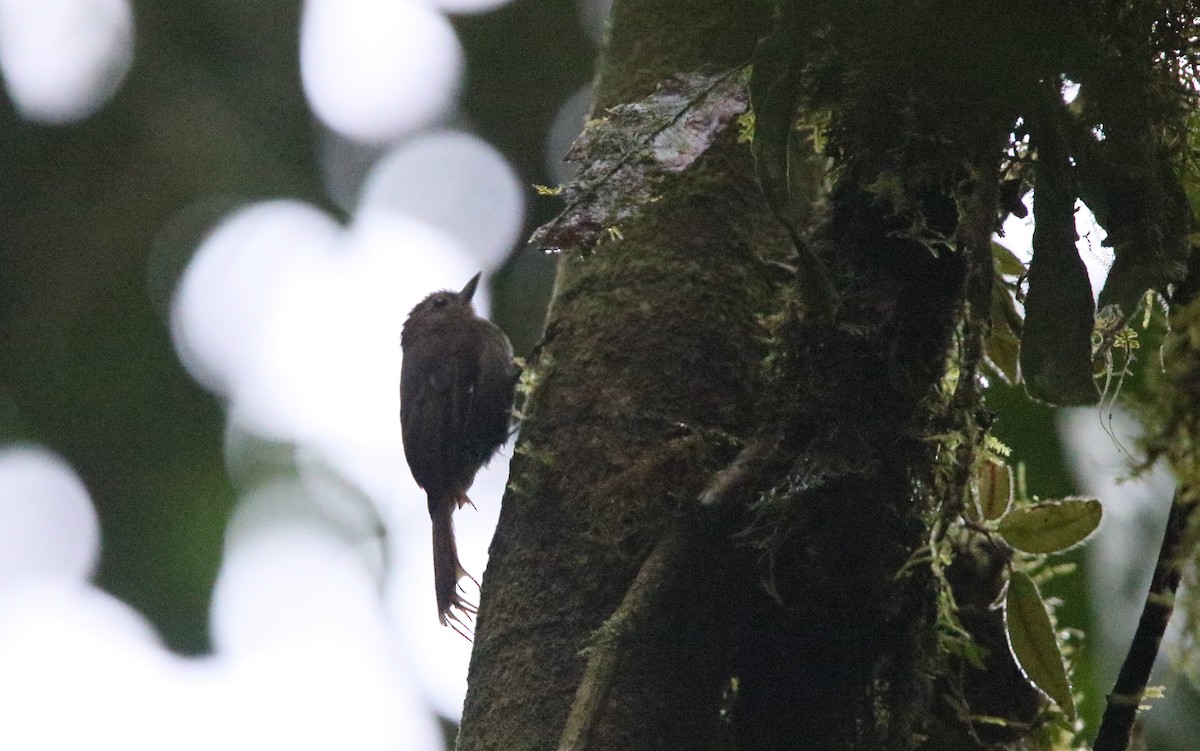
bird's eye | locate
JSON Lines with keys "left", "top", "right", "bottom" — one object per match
{"left": 432, "top": 295, "right": 449, "bottom": 308}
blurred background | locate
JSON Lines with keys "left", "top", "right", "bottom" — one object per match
{"left": 0, "top": 1, "right": 1195, "bottom": 748}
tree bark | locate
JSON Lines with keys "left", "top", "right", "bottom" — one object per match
{"left": 459, "top": 2, "right": 1000, "bottom": 749}
{"left": 459, "top": 2, "right": 781, "bottom": 748}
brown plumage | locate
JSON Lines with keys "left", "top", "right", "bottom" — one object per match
{"left": 400, "top": 272, "right": 518, "bottom": 634}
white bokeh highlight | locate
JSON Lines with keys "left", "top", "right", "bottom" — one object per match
{"left": 0, "top": 446, "right": 443, "bottom": 750}
{"left": 1058, "top": 409, "right": 1176, "bottom": 672}
{"left": 170, "top": 126, "right": 524, "bottom": 717}
{"left": 0, "top": 449, "right": 149, "bottom": 750}
{"left": 0, "top": 579, "right": 183, "bottom": 750}
{"left": 0, "top": 446, "right": 98, "bottom": 591}
{"left": 301, "top": 0, "right": 463, "bottom": 143}
{"left": 0, "top": 0, "right": 133, "bottom": 124}
{"left": 414, "top": 0, "right": 512, "bottom": 16}
{"left": 171, "top": 201, "right": 341, "bottom": 402}
{"left": 361, "top": 131, "right": 527, "bottom": 269}
{"left": 389, "top": 440, "right": 510, "bottom": 718}
{"left": 213, "top": 480, "right": 387, "bottom": 655}
{"left": 171, "top": 200, "right": 480, "bottom": 450}
{"left": 0, "top": 0, "right": 528, "bottom": 739}
{"left": 208, "top": 477, "right": 442, "bottom": 750}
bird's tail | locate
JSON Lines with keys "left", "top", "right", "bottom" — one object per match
{"left": 430, "top": 492, "right": 477, "bottom": 637}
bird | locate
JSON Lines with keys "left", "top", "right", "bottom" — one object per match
{"left": 400, "top": 272, "right": 519, "bottom": 634}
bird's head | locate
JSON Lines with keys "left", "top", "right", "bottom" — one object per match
{"left": 402, "top": 272, "right": 482, "bottom": 344}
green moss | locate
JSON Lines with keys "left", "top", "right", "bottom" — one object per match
{"left": 595, "top": 0, "right": 772, "bottom": 111}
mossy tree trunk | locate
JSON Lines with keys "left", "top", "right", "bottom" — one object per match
{"left": 459, "top": 1, "right": 1196, "bottom": 749}
{"left": 459, "top": 1, "right": 985, "bottom": 748}
{"left": 461, "top": 3, "right": 790, "bottom": 748}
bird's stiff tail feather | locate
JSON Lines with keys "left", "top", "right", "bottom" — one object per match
{"left": 430, "top": 493, "right": 477, "bottom": 637}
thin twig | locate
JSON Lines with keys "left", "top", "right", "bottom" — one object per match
{"left": 1094, "top": 486, "right": 1200, "bottom": 751}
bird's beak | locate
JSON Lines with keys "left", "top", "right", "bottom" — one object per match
{"left": 459, "top": 272, "right": 481, "bottom": 303}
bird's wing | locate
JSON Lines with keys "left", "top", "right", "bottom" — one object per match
{"left": 400, "top": 340, "right": 481, "bottom": 492}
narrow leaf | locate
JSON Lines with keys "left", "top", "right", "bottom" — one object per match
{"left": 985, "top": 329, "right": 1021, "bottom": 386}
{"left": 1005, "top": 570, "right": 1076, "bottom": 719}
{"left": 986, "top": 280, "right": 1022, "bottom": 385}
{"left": 997, "top": 498, "right": 1101, "bottom": 554}
{"left": 747, "top": 4, "right": 807, "bottom": 220}
{"left": 747, "top": 5, "right": 835, "bottom": 315}
{"left": 976, "top": 458, "right": 1013, "bottom": 521}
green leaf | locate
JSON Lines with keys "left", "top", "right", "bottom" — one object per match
{"left": 747, "top": 6, "right": 806, "bottom": 220}
{"left": 747, "top": 6, "right": 835, "bottom": 315}
{"left": 985, "top": 325, "right": 1020, "bottom": 387}
{"left": 976, "top": 458, "right": 1013, "bottom": 521}
{"left": 1005, "top": 570, "right": 1076, "bottom": 720}
{"left": 997, "top": 498, "right": 1102, "bottom": 553}
{"left": 1020, "top": 99, "right": 1098, "bottom": 406}
{"left": 985, "top": 275, "right": 1023, "bottom": 384}
{"left": 991, "top": 241, "right": 1026, "bottom": 277}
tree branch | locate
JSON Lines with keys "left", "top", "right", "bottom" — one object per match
{"left": 556, "top": 438, "right": 780, "bottom": 751}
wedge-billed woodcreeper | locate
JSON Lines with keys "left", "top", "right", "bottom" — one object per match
{"left": 400, "top": 272, "right": 518, "bottom": 630}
